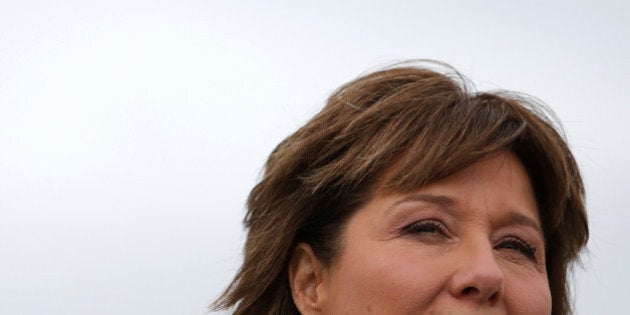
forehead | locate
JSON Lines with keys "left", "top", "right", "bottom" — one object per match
{"left": 373, "top": 151, "right": 541, "bottom": 225}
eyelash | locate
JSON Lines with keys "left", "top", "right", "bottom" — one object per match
{"left": 401, "top": 220, "right": 537, "bottom": 261}
{"left": 496, "top": 235, "right": 537, "bottom": 261}
{"left": 401, "top": 219, "right": 448, "bottom": 236}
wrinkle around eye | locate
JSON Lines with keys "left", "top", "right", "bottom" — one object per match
{"left": 497, "top": 236, "right": 536, "bottom": 260}
{"left": 401, "top": 219, "right": 448, "bottom": 235}
{"left": 494, "top": 239, "right": 547, "bottom": 273}
{"left": 492, "top": 226, "right": 547, "bottom": 269}
{"left": 397, "top": 219, "right": 455, "bottom": 245}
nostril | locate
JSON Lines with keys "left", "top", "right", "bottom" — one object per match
{"left": 462, "top": 287, "right": 478, "bottom": 295}
{"left": 461, "top": 286, "right": 499, "bottom": 302}
{"left": 488, "top": 292, "right": 498, "bottom": 302}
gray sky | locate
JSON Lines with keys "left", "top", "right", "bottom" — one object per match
{"left": 1, "top": 1, "right": 628, "bottom": 314}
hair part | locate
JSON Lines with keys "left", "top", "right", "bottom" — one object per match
{"left": 212, "top": 61, "right": 588, "bottom": 315}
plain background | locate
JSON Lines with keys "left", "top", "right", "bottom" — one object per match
{"left": 1, "top": 1, "right": 628, "bottom": 314}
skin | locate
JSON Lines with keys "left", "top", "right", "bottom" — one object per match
{"left": 290, "top": 151, "right": 551, "bottom": 314}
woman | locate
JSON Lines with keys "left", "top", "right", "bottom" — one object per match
{"left": 213, "top": 61, "right": 588, "bottom": 314}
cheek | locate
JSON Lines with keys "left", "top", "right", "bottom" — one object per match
{"left": 326, "top": 242, "right": 449, "bottom": 313}
{"left": 503, "top": 272, "right": 552, "bottom": 314}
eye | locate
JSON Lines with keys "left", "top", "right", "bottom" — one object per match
{"left": 401, "top": 219, "right": 447, "bottom": 235}
{"left": 496, "top": 236, "right": 537, "bottom": 260}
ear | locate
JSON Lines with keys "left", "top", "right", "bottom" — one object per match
{"left": 288, "top": 243, "right": 329, "bottom": 314}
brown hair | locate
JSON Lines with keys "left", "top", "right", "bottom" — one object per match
{"left": 212, "top": 61, "right": 588, "bottom": 315}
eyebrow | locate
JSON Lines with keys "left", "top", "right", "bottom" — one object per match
{"left": 389, "top": 194, "right": 543, "bottom": 234}
{"left": 390, "top": 194, "right": 456, "bottom": 210}
{"left": 500, "top": 211, "right": 543, "bottom": 234}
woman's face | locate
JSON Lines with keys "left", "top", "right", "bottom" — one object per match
{"left": 318, "top": 151, "right": 551, "bottom": 314}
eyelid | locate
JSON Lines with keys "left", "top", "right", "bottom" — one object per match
{"left": 401, "top": 219, "right": 450, "bottom": 236}
{"left": 496, "top": 234, "right": 537, "bottom": 261}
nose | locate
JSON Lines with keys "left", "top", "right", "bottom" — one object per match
{"left": 449, "top": 242, "right": 504, "bottom": 304}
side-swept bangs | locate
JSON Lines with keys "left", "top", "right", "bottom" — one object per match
{"left": 213, "top": 62, "right": 588, "bottom": 315}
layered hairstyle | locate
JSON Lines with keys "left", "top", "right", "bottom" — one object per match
{"left": 212, "top": 61, "right": 588, "bottom": 315}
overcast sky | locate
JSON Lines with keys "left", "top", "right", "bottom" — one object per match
{"left": 1, "top": 1, "right": 628, "bottom": 314}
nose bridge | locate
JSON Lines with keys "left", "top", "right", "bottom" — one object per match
{"left": 450, "top": 236, "right": 504, "bottom": 303}
{"left": 468, "top": 238, "right": 501, "bottom": 274}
